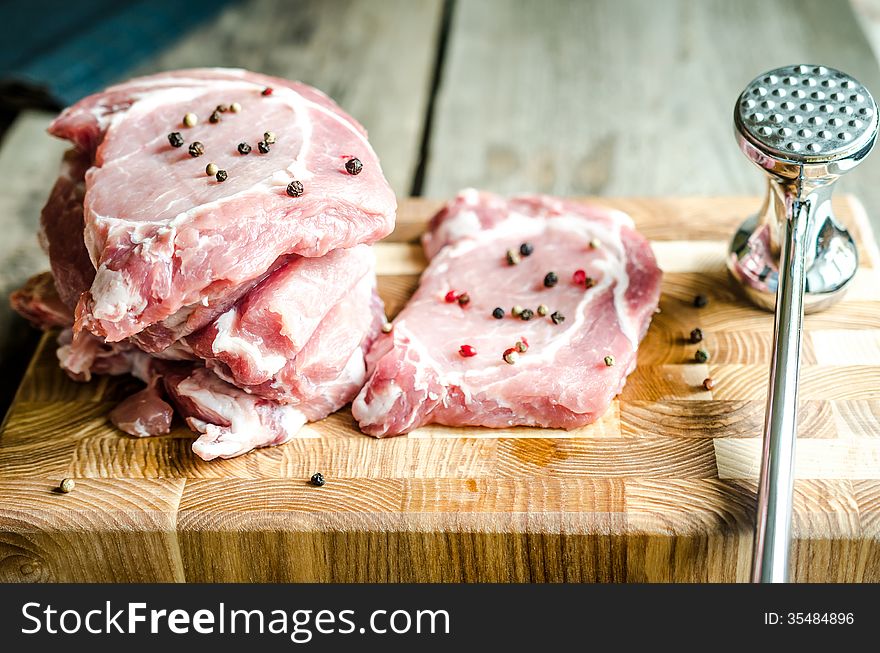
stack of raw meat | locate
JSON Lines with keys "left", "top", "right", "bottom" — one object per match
{"left": 10, "top": 69, "right": 397, "bottom": 460}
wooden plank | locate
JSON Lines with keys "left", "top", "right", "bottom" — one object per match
{"left": 129, "top": 0, "right": 444, "bottom": 196}
{"left": 424, "top": 0, "right": 880, "bottom": 241}
{"left": 2, "top": 196, "right": 879, "bottom": 582}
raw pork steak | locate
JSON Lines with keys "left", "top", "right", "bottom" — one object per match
{"left": 50, "top": 68, "right": 396, "bottom": 343}
{"left": 353, "top": 190, "right": 662, "bottom": 436}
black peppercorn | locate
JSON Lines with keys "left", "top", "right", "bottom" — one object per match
{"left": 238, "top": 142, "right": 252, "bottom": 155}
{"left": 215, "top": 169, "right": 228, "bottom": 182}
{"left": 693, "top": 293, "right": 708, "bottom": 308}
{"left": 543, "top": 272, "right": 558, "bottom": 288}
{"left": 520, "top": 308, "right": 534, "bottom": 321}
{"left": 345, "top": 157, "right": 363, "bottom": 175}
{"left": 310, "top": 472, "right": 325, "bottom": 487}
{"left": 695, "top": 348, "right": 710, "bottom": 363}
{"left": 492, "top": 307, "right": 505, "bottom": 319}
{"left": 209, "top": 110, "right": 221, "bottom": 124}
{"left": 689, "top": 328, "right": 703, "bottom": 344}
{"left": 258, "top": 140, "right": 270, "bottom": 154}
{"left": 519, "top": 242, "right": 534, "bottom": 256}
{"left": 286, "top": 180, "right": 304, "bottom": 197}
{"left": 188, "top": 141, "right": 205, "bottom": 157}
{"left": 551, "top": 311, "right": 565, "bottom": 324}
{"left": 167, "top": 131, "right": 184, "bottom": 147}
{"left": 457, "top": 293, "right": 470, "bottom": 306}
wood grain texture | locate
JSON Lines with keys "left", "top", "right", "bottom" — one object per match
{"left": 1, "top": 196, "right": 879, "bottom": 583}
{"left": 424, "top": 0, "right": 880, "bottom": 239}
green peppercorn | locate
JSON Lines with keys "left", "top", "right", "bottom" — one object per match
{"left": 205, "top": 162, "right": 219, "bottom": 176}
{"left": 537, "top": 304, "right": 548, "bottom": 316}
{"left": 695, "top": 348, "right": 710, "bottom": 363}
{"left": 544, "top": 272, "right": 558, "bottom": 287}
{"left": 511, "top": 305, "right": 524, "bottom": 317}
{"left": 59, "top": 478, "right": 75, "bottom": 493}
{"left": 506, "top": 249, "right": 521, "bottom": 266}
{"left": 264, "top": 131, "right": 277, "bottom": 145}
{"left": 492, "top": 307, "right": 505, "bottom": 319}
{"left": 604, "top": 355, "right": 615, "bottom": 367}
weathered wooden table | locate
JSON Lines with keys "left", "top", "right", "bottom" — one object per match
{"left": 2, "top": 0, "right": 880, "bottom": 582}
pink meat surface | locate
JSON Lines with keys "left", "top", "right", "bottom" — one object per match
{"left": 50, "top": 68, "right": 396, "bottom": 342}
{"left": 353, "top": 190, "right": 662, "bottom": 437}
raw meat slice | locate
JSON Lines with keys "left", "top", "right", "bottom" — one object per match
{"left": 38, "top": 150, "right": 94, "bottom": 310}
{"left": 353, "top": 190, "right": 662, "bottom": 436}
{"left": 9, "top": 271, "right": 71, "bottom": 329}
{"left": 50, "top": 68, "right": 396, "bottom": 342}
{"left": 109, "top": 383, "right": 174, "bottom": 438}
{"left": 185, "top": 245, "right": 378, "bottom": 398}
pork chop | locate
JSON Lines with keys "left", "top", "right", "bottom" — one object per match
{"left": 353, "top": 190, "right": 662, "bottom": 436}
{"left": 49, "top": 68, "right": 396, "bottom": 342}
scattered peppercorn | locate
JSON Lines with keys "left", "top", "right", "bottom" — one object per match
{"left": 183, "top": 112, "right": 198, "bottom": 127}
{"left": 572, "top": 269, "right": 587, "bottom": 285}
{"left": 264, "top": 131, "right": 277, "bottom": 145}
{"left": 511, "top": 305, "right": 524, "bottom": 317}
{"left": 445, "top": 290, "right": 458, "bottom": 303}
{"left": 167, "top": 131, "right": 184, "bottom": 147}
{"left": 695, "top": 348, "right": 710, "bottom": 363}
{"left": 345, "top": 157, "right": 363, "bottom": 175}
{"left": 550, "top": 311, "right": 565, "bottom": 324}
{"left": 286, "top": 180, "right": 304, "bottom": 197}
{"left": 381, "top": 322, "right": 393, "bottom": 333}
{"left": 506, "top": 249, "right": 521, "bottom": 266}
{"left": 537, "top": 304, "right": 548, "bottom": 316}
{"left": 689, "top": 328, "right": 703, "bottom": 344}
{"left": 209, "top": 110, "right": 221, "bottom": 124}
{"left": 702, "top": 377, "right": 715, "bottom": 391}
{"left": 230, "top": 102, "right": 242, "bottom": 113}
{"left": 188, "top": 141, "right": 205, "bottom": 157}
{"left": 492, "top": 307, "right": 505, "bottom": 319}
{"left": 519, "top": 242, "right": 534, "bottom": 256}
{"left": 694, "top": 293, "right": 708, "bottom": 308}
{"left": 503, "top": 348, "right": 519, "bottom": 365}
{"left": 520, "top": 308, "right": 534, "bottom": 321}
{"left": 459, "top": 344, "right": 477, "bottom": 358}
{"left": 515, "top": 340, "right": 528, "bottom": 353}
{"left": 59, "top": 478, "right": 75, "bottom": 493}
{"left": 216, "top": 169, "right": 228, "bottom": 182}
{"left": 584, "top": 277, "right": 596, "bottom": 289}
{"left": 262, "top": 87, "right": 274, "bottom": 96}
{"left": 457, "top": 293, "right": 470, "bottom": 307}
{"left": 216, "top": 104, "right": 229, "bottom": 113}
{"left": 238, "top": 142, "right": 252, "bottom": 155}
{"left": 544, "top": 271, "right": 558, "bottom": 287}
{"left": 258, "top": 140, "right": 270, "bottom": 154}
{"left": 604, "top": 355, "right": 615, "bottom": 367}
{"left": 205, "top": 162, "right": 219, "bottom": 176}
{"left": 310, "top": 472, "right": 325, "bottom": 487}
{"left": 590, "top": 238, "right": 601, "bottom": 249}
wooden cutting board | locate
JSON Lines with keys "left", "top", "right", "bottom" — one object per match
{"left": 2, "top": 196, "right": 879, "bottom": 583}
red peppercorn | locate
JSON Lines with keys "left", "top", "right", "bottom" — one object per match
{"left": 459, "top": 345, "right": 477, "bottom": 358}
{"left": 445, "top": 290, "right": 458, "bottom": 303}
{"left": 262, "top": 87, "right": 274, "bottom": 96}
{"left": 573, "top": 269, "right": 587, "bottom": 285}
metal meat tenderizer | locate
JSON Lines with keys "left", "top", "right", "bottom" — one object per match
{"left": 728, "top": 65, "right": 878, "bottom": 582}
